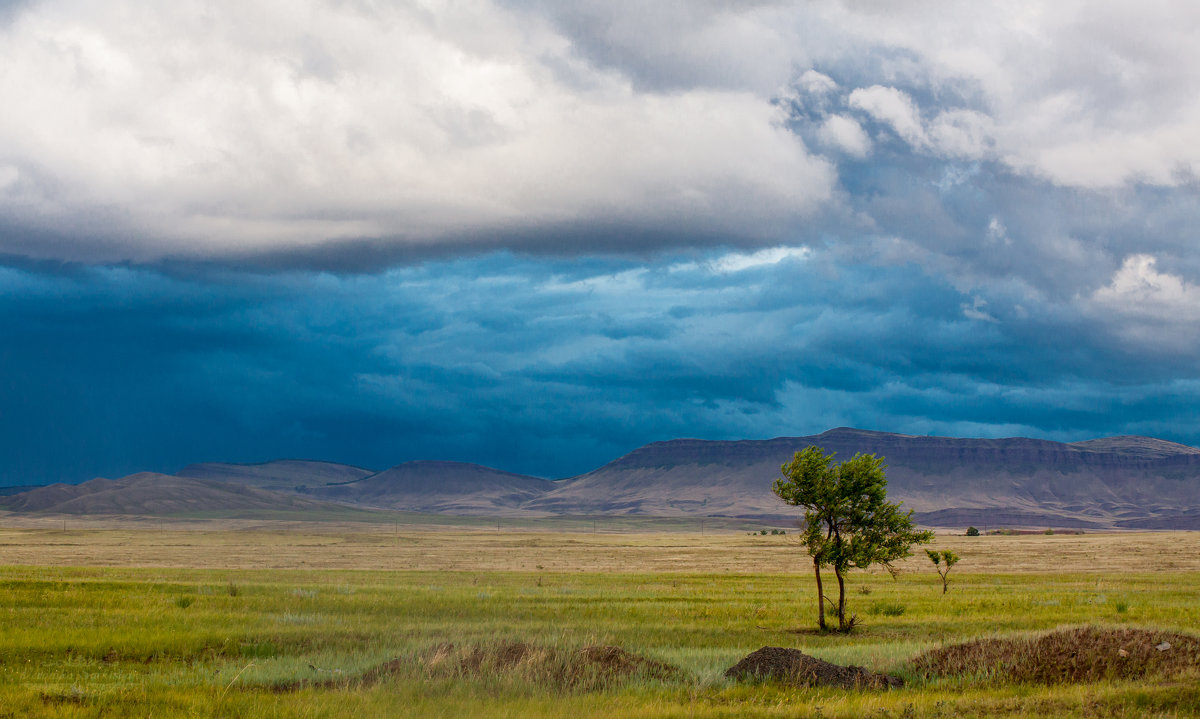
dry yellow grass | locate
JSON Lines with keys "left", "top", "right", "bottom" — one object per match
{"left": 1, "top": 515, "right": 1197, "bottom": 573}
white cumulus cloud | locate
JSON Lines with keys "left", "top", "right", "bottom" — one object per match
{"left": 1087, "top": 254, "right": 1200, "bottom": 352}
{"left": 1092, "top": 254, "right": 1200, "bottom": 321}
{"left": 818, "top": 114, "right": 872, "bottom": 158}
{"left": 3, "top": 0, "right": 1200, "bottom": 263}
{"left": 0, "top": 0, "right": 833, "bottom": 261}
{"left": 848, "top": 85, "right": 927, "bottom": 148}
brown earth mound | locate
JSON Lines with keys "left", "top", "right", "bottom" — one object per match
{"left": 424, "top": 641, "right": 678, "bottom": 689}
{"left": 276, "top": 641, "right": 677, "bottom": 693}
{"left": 913, "top": 626, "right": 1200, "bottom": 684}
{"left": 725, "top": 646, "right": 903, "bottom": 689}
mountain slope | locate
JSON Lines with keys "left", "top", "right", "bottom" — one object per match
{"left": 0, "top": 472, "right": 357, "bottom": 516}
{"left": 304, "top": 461, "right": 556, "bottom": 515}
{"left": 4, "top": 428, "right": 1198, "bottom": 528}
{"left": 526, "top": 428, "right": 1200, "bottom": 528}
{"left": 177, "top": 460, "right": 374, "bottom": 492}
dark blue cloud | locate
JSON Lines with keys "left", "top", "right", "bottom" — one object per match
{"left": 3, "top": 242, "right": 1199, "bottom": 485}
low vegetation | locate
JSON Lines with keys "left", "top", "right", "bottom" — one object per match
{"left": 926, "top": 549, "right": 960, "bottom": 594}
{"left": 0, "top": 524, "right": 1198, "bottom": 717}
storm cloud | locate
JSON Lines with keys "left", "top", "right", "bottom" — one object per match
{"left": 2, "top": 1, "right": 1199, "bottom": 482}
{"left": 3, "top": 245, "right": 1199, "bottom": 484}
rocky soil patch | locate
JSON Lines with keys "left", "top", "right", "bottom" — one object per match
{"left": 725, "top": 646, "right": 903, "bottom": 689}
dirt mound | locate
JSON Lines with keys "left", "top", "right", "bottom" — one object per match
{"left": 423, "top": 641, "right": 678, "bottom": 689}
{"left": 725, "top": 646, "right": 903, "bottom": 690}
{"left": 913, "top": 626, "right": 1200, "bottom": 684}
{"left": 275, "top": 641, "right": 677, "bottom": 693}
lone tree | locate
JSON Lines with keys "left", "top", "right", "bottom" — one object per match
{"left": 773, "top": 446, "right": 933, "bottom": 631}
{"left": 926, "top": 549, "right": 960, "bottom": 594}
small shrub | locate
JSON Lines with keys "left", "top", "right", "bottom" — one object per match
{"left": 965, "top": 526, "right": 980, "bottom": 536}
{"left": 927, "top": 549, "right": 960, "bottom": 594}
{"left": 226, "top": 582, "right": 240, "bottom": 597}
{"left": 174, "top": 596, "right": 193, "bottom": 609}
{"left": 1115, "top": 601, "right": 1129, "bottom": 613}
{"left": 1044, "top": 528, "right": 1055, "bottom": 535}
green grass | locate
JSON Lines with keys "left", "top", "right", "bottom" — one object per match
{"left": 1, "top": 561, "right": 1198, "bottom": 717}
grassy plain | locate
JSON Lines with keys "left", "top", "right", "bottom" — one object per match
{"left": 1, "top": 519, "right": 1198, "bottom": 717}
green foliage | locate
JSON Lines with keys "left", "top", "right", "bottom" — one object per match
{"left": 926, "top": 550, "right": 961, "bottom": 594}
{"left": 1044, "top": 528, "right": 1055, "bottom": 535}
{"left": 3, "top": 557, "right": 1200, "bottom": 718}
{"left": 773, "top": 446, "right": 933, "bottom": 631}
{"left": 868, "top": 601, "right": 906, "bottom": 616}
{"left": 966, "top": 526, "right": 980, "bottom": 536}
{"left": 4, "top": 564, "right": 1198, "bottom": 718}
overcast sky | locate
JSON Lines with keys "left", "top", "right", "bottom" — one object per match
{"left": 3, "top": 0, "right": 1200, "bottom": 483}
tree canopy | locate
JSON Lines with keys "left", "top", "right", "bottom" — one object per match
{"left": 773, "top": 446, "right": 933, "bottom": 631}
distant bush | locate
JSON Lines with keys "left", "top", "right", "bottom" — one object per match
{"left": 1044, "top": 528, "right": 1055, "bottom": 535}
{"left": 174, "top": 596, "right": 193, "bottom": 609}
{"left": 226, "top": 582, "right": 240, "bottom": 597}
{"left": 965, "top": 526, "right": 980, "bottom": 536}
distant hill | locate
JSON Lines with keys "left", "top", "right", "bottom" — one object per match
{"left": 527, "top": 428, "right": 1200, "bottom": 529}
{"left": 303, "top": 461, "right": 557, "bottom": 515}
{"left": 3, "top": 428, "right": 1198, "bottom": 528}
{"left": 1067, "top": 435, "right": 1200, "bottom": 458}
{"left": 177, "top": 459, "right": 374, "bottom": 492}
{"left": 0, "top": 472, "right": 358, "bottom": 516}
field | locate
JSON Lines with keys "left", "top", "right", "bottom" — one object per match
{"left": 2, "top": 519, "right": 1199, "bottom": 717}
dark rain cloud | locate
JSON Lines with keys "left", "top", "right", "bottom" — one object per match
{"left": 4, "top": 244, "right": 1199, "bottom": 485}
{"left": 3, "top": 2, "right": 1200, "bottom": 483}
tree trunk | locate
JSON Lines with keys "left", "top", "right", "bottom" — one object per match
{"left": 835, "top": 568, "right": 847, "bottom": 631}
{"left": 813, "top": 557, "right": 826, "bottom": 630}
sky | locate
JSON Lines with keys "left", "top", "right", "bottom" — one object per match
{"left": 2, "top": 1, "right": 1200, "bottom": 483}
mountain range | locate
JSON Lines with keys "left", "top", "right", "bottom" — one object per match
{"left": 3, "top": 428, "right": 1199, "bottom": 529}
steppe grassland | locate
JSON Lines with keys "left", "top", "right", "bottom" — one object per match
{"left": 1, "top": 522, "right": 1198, "bottom": 718}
